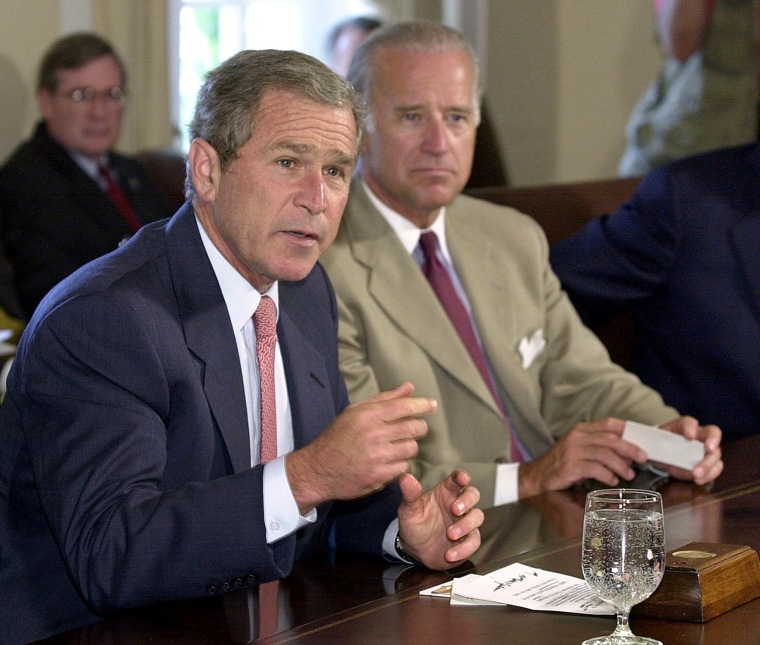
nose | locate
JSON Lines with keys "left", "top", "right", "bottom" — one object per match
{"left": 295, "top": 171, "right": 327, "bottom": 215}
{"left": 421, "top": 117, "right": 449, "bottom": 155}
{"left": 87, "top": 96, "right": 110, "bottom": 117}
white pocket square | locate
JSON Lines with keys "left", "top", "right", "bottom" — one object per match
{"left": 518, "top": 329, "right": 546, "bottom": 369}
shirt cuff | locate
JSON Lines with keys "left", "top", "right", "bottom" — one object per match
{"left": 378, "top": 517, "right": 409, "bottom": 564}
{"left": 263, "top": 456, "right": 316, "bottom": 544}
{"left": 494, "top": 462, "right": 520, "bottom": 506}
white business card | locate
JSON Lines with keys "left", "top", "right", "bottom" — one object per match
{"left": 623, "top": 421, "right": 705, "bottom": 471}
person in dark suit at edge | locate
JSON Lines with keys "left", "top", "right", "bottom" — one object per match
{"left": 0, "top": 32, "right": 173, "bottom": 320}
{"left": 0, "top": 49, "right": 483, "bottom": 645}
{"left": 552, "top": 142, "right": 760, "bottom": 442}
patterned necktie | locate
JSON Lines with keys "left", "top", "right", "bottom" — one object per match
{"left": 253, "top": 295, "right": 278, "bottom": 463}
{"left": 252, "top": 295, "right": 279, "bottom": 637}
{"left": 98, "top": 162, "right": 142, "bottom": 233}
{"left": 419, "top": 231, "right": 523, "bottom": 462}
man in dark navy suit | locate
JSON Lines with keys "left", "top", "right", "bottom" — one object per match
{"left": 0, "top": 49, "right": 483, "bottom": 645}
{"left": 0, "top": 32, "right": 172, "bottom": 319}
{"left": 552, "top": 142, "right": 760, "bottom": 441}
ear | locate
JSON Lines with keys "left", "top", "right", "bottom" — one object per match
{"left": 188, "top": 138, "right": 221, "bottom": 203}
{"left": 359, "top": 132, "right": 370, "bottom": 156}
{"left": 38, "top": 89, "right": 54, "bottom": 121}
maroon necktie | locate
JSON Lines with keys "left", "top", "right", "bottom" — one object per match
{"left": 98, "top": 163, "right": 142, "bottom": 233}
{"left": 419, "top": 231, "right": 523, "bottom": 462}
{"left": 252, "top": 295, "right": 279, "bottom": 637}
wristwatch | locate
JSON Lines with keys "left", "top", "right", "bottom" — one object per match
{"left": 394, "top": 533, "right": 422, "bottom": 566}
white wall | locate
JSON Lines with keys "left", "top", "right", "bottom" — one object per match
{"left": 485, "top": 0, "right": 660, "bottom": 185}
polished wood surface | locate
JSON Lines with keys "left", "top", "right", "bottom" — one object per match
{"left": 35, "top": 435, "right": 760, "bottom": 644}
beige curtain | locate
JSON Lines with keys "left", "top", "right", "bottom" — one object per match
{"left": 89, "top": 0, "right": 432, "bottom": 154}
{"left": 93, "top": 0, "right": 174, "bottom": 154}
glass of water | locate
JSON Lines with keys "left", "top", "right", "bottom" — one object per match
{"left": 581, "top": 489, "right": 665, "bottom": 644}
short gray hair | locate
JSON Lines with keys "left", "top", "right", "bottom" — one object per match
{"left": 186, "top": 49, "right": 365, "bottom": 199}
{"left": 347, "top": 20, "right": 482, "bottom": 126}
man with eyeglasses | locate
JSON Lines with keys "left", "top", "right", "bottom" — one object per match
{"left": 0, "top": 32, "right": 172, "bottom": 320}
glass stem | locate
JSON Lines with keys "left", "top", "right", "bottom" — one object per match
{"left": 612, "top": 610, "right": 634, "bottom": 637}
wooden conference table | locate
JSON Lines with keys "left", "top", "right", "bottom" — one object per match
{"left": 36, "top": 435, "right": 760, "bottom": 644}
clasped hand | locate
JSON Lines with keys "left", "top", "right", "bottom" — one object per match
{"left": 518, "top": 416, "right": 723, "bottom": 498}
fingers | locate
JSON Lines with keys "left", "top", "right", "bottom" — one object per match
{"left": 447, "top": 471, "right": 480, "bottom": 519}
{"left": 398, "top": 471, "right": 423, "bottom": 506}
{"left": 692, "top": 442, "right": 723, "bottom": 484}
{"left": 447, "top": 490, "right": 482, "bottom": 541}
{"left": 698, "top": 424, "right": 722, "bottom": 452}
{"left": 358, "top": 388, "right": 437, "bottom": 443}
{"left": 658, "top": 417, "right": 724, "bottom": 485}
{"left": 445, "top": 525, "right": 482, "bottom": 565}
{"left": 397, "top": 470, "right": 484, "bottom": 570}
{"left": 287, "top": 383, "right": 437, "bottom": 510}
{"left": 353, "top": 380, "right": 415, "bottom": 404}
{"left": 519, "top": 419, "right": 646, "bottom": 497}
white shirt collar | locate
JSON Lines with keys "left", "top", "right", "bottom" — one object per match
{"left": 68, "top": 150, "right": 107, "bottom": 184}
{"left": 195, "top": 215, "right": 280, "bottom": 328}
{"left": 362, "top": 179, "right": 453, "bottom": 264}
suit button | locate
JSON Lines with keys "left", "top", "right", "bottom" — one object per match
{"left": 206, "top": 585, "right": 218, "bottom": 595}
{"left": 233, "top": 577, "right": 244, "bottom": 588}
{"left": 220, "top": 581, "right": 232, "bottom": 592}
{"left": 245, "top": 574, "right": 257, "bottom": 585}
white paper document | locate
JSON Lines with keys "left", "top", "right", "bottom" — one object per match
{"left": 420, "top": 564, "right": 615, "bottom": 615}
{"left": 623, "top": 420, "right": 705, "bottom": 470}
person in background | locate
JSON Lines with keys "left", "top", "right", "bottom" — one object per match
{"left": 320, "top": 20, "right": 723, "bottom": 510}
{"left": 0, "top": 49, "right": 483, "bottom": 645}
{"left": 618, "top": 0, "right": 757, "bottom": 177}
{"left": 326, "top": 15, "right": 384, "bottom": 77}
{"left": 552, "top": 141, "right": 760, "bottom": 442}
{"left": 0, "top": 32, "right": 173, "bottom": 320}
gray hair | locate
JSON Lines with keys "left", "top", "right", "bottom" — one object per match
{"left": 347, "top": 20, "right": 482, "bottom": 126}
{"left": 185, "top": 49, "right": 365, "bottom": 199}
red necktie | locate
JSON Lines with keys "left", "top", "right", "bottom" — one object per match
{"left": 98, "top": 163, "right": 142, "bottom": 233}
{"left": 252, "top": 295, "right": 279, "bottom": 637}
{"left": 419, "top": 232, "right": 523, "bottom": 462}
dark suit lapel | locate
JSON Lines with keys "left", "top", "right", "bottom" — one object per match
{"left": 345, "top": 185, "right": 498, "bottom": 413}
{"left": 164, "top": 205, "right": 251, "bottom": 473}
{"left": 34, "top": 124, "right": 126, "bottom": 230}
{"left": 277, "top": 303, "right": 334, "bottom": 450}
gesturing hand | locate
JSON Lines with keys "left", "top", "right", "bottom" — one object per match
{"left": 396, "top": 469, "right": 483, "bottom": 571}
{"left": 286, "top": 382, "right": 437, "bottom": 513}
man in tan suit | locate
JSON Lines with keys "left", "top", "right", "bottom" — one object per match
{"left": 320, "top": 20, "right": 723, "bottom": 508}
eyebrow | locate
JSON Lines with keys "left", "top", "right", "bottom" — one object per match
{"left": 273, "top": 141, "right": 355, "bottom": 168}
{"left": 393, "top": 104, "right": 474, "bottom": 115}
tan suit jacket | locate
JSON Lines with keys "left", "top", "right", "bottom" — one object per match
{"left": 320, "top": 182, "right": 678, "bottom": 504}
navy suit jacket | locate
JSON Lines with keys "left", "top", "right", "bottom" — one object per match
{"left": 0, "top": 121, "right": 173, "bottom": 319}
{"left": 0, "top": 203, "right": 397, "bottom": 645}
{"left": 551, "top": 143, "right": 760, "bottom": 439}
